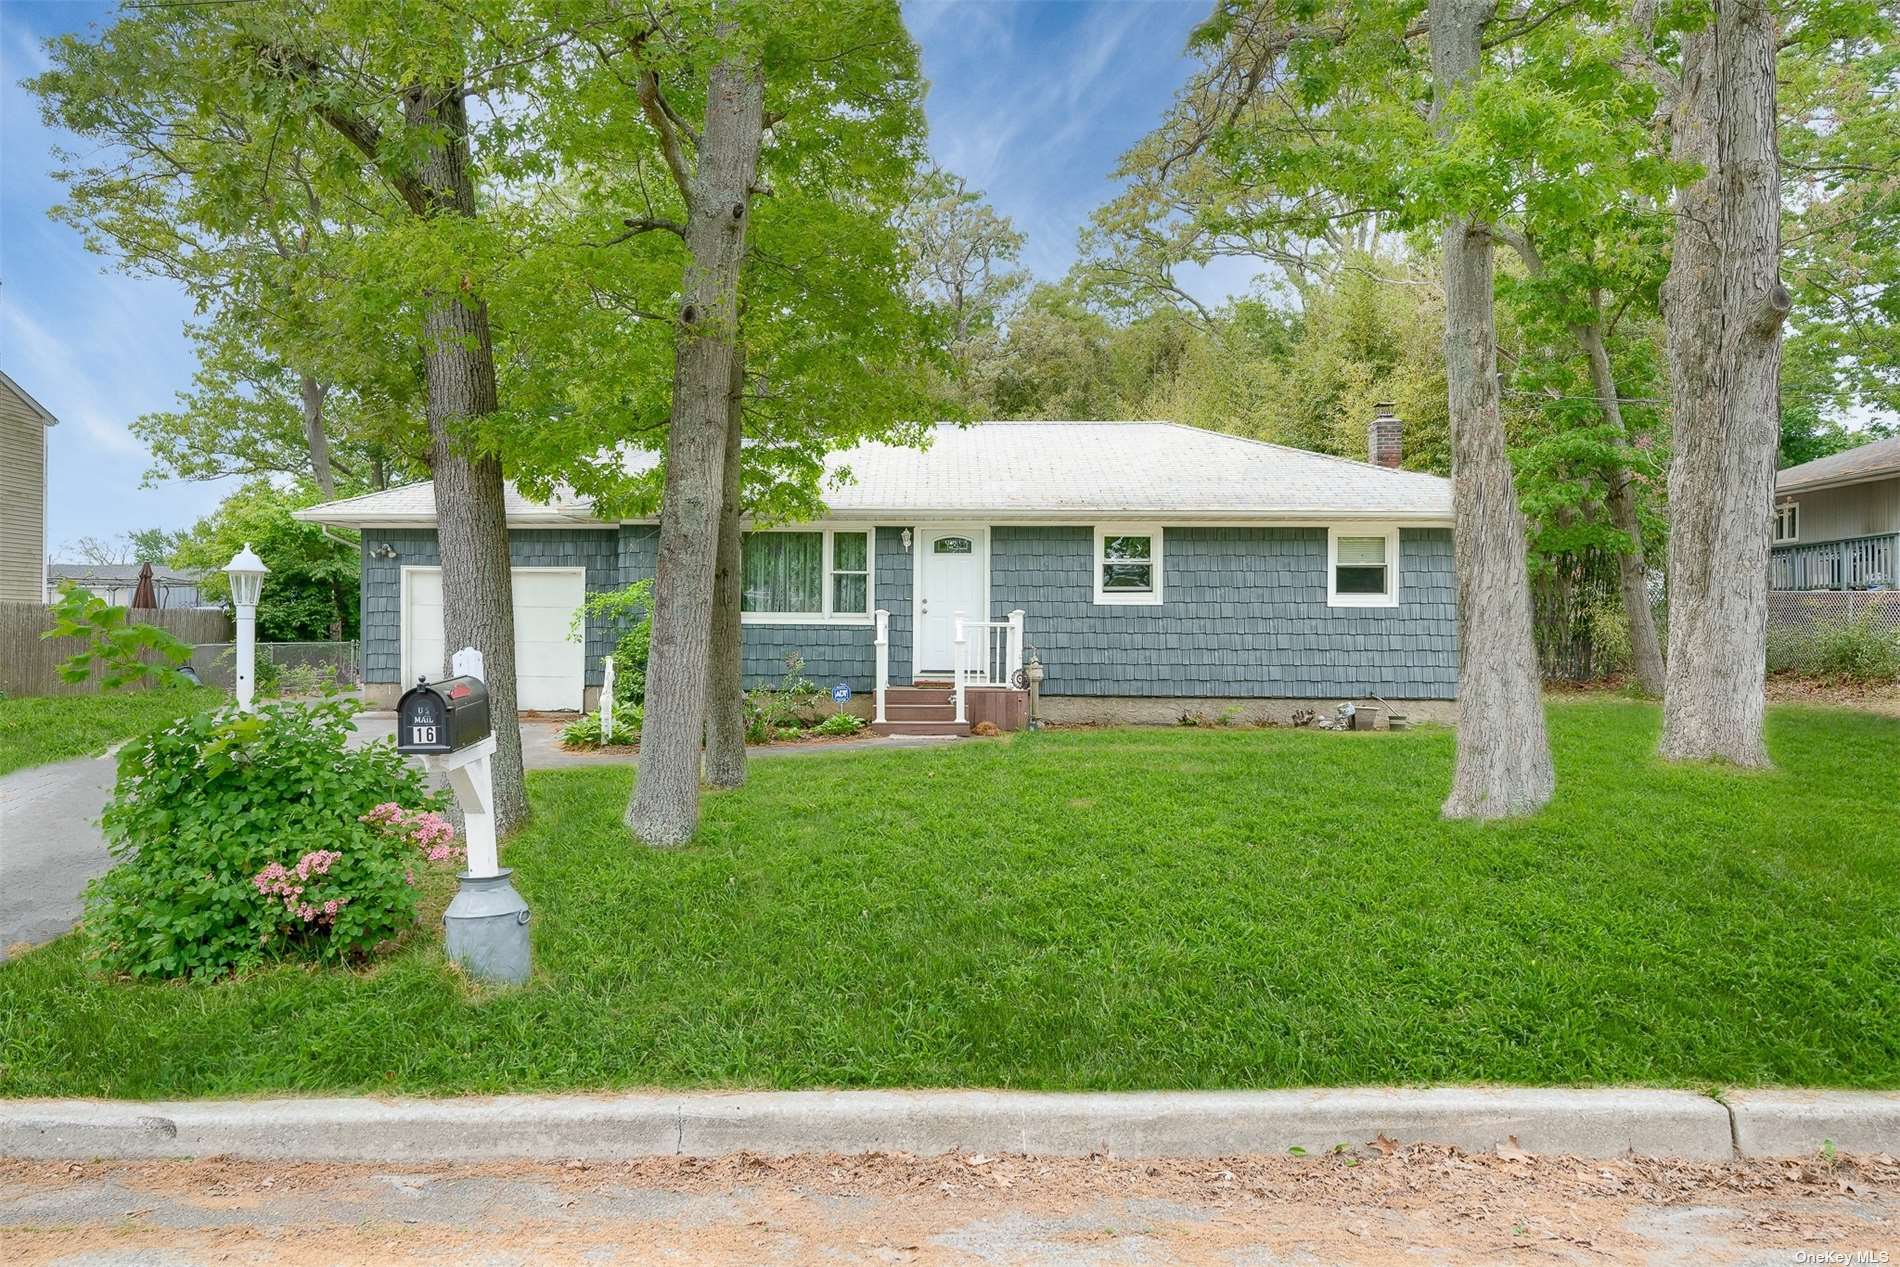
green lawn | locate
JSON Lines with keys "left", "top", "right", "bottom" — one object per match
{"left": 3, "top": 698, "right": 1897, "bottom": 1098}
{"left": 0, "top": 687, "right": 225, "bottom": 777}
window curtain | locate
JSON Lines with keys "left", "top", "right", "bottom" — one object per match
{"left": 742, "top": 532, "right": 823, "bottom": 612}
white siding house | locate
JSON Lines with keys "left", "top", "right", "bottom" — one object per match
{"left": 0, "top": 371, "right": 58, "bottom": 604}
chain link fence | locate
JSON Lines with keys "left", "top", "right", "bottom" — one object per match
{"left": 1766, "top": 590, "right": 1900, "bottom": 635}
{"left": 189, "top": 641, "right": 362, "bottom": 695}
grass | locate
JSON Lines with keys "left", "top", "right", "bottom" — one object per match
{"left": 0, "top": 687, "right": 225, "bottom": 777}
{"left": 3, "top": 698, "right": 1898, "bottom": 1098}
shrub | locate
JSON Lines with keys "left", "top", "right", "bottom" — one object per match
{"left": 560, "top": 704, "right": 644, "bottom": 749}
{"left": 42, "top": 581, "right": 193, "bottom": 690}
{"left": 574, "top": 579, "right": 652, "bottom": 708}
{"left": 84, "top": 697, "right": 449, "bottom": 979}
{"left": 1767, "top": 614, "right": 1900, "bottom": 684}
{"left": 744, "top": 651, "right": 820, "bottom": 742}
{"left": 810, "top": 711, "right": 865, "bottom": 737}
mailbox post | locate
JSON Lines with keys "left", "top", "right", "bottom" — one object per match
{"left": 396, "top": 647, "right": 530, "bottom": 985}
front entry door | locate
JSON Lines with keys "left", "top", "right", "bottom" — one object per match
{"left": 915, "top": 529, "right": 986, "bottom": 674}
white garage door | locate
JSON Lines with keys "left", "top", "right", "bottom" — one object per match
{"left": 402, "top": 567, "right": 587, "bottom": 711}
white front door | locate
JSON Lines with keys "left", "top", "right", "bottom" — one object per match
{"left": 402, "top": 566, "right": 587, "bottom": 711}
{"left": 915, "top": 528, "right": 987, "bottom": 674}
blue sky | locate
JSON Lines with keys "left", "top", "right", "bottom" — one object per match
{"left": 1, "top": 0, "right": 1238, "bottom": 553}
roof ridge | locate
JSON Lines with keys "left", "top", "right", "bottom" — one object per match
{"left": 1154, "top": 420, "right": 1433, "bottom": 478}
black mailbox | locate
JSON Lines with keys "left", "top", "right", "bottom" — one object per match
{"left": 396, "top": 675, "right": 491, "bottom": 754}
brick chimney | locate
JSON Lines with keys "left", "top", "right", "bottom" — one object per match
{"left": 1367, "top": 403, "right": 1403, "bottom": 468}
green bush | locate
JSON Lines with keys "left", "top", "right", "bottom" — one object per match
{"left": 744, "top": 651, "right": 820, "bottom": 743}
{"left": 1766, "top": 614, "right": 1900, "bottom": 683}
{"left": 574, "top": 579, "right": 652, "bottom": 708}
{"left": 84, "top": 697, "right": 449, "bottom": 979}
{"left": 560, "top": 704, "right": 644, "bottom": 748}
{"left": 810, "top": 711, "right": 865, "bottom": 737}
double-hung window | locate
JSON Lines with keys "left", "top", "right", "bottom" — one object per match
{"left": 1328, "top": 527, "right": 1400, "bottom": 607}
{"left": 1773, "top": 502, "right": 1799, "bottom": 543}
{"left": 1093, "top": 525, "right": 1164, "bottom": 605}
{"left": 740, "top": 528, "right": 873, "bottom": 623}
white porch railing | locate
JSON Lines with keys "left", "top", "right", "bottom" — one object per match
{"left": 871, "top": 606, "right": 1025, "bottom": 727}
{"left": 874, "top": 609, "right": 889, "bottom": 724}
{"left": 952, "top": 609, "right": 1025, "bottom": 725}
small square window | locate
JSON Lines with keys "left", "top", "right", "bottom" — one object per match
{"left": 1328, "top": 528, "right": 1400, "bottom": 607}
{"left": 1093, "top": 526, "right": 1163, "bottom": 605}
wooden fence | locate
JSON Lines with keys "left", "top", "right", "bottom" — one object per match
{"left": 0, "top": 601, "right": 233, "bottom": 697}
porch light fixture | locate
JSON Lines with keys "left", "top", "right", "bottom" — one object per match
{"left": 223, "top": 543, "right": 269, "bottom": 712}
{"left": 901, "top": 528, "right": 912, "bottom": 550}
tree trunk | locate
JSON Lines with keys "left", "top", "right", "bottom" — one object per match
{"left": 703, "top": 346, "right": 748, "bottom": 789}
{"left": 1574, "top": 322, "right": 1666, "bottom": 696}
{"left": 1658, "top": 0, "right": 1789, "bottom": 765}
{"left": 407, "top": 84, "right": 528, "bottom": 834}
{"left": 1431, "top": 0, "right": 1555, "bottom": 820}
{"left": 627, "top": 57, "right": 765, "bottom": 846}
{"left": 299, "top": 375, "right": 336, "bottom": 499}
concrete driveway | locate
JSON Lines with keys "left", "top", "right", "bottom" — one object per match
{"left": 1, "top": 715, "right": 951, "bottom": 957}
{"left": 0, "top": 751, "right": 121, "bottom": 959}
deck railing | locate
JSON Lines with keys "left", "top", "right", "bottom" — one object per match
{"left": 952, "top": 609, "right": 1025, "bottom": 725}
{"left": 872, "top": 608, "right": 1026, "bottom": 726}
{"left": 1771, "top": 533, "right": 1899, "bottom": 591}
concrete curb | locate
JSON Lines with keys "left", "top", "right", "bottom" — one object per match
{"left": 1727, "top": 1090, "right": 1900, "bottom": 1157}
{"left": 0, "top": 1088, "right": 1748, "bottom": 1163}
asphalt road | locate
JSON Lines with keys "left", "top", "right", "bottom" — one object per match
{"left": 4, "top": 1149, "right": 1897, "bottom": 1265}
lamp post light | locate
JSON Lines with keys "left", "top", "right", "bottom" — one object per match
{"left": 224, "top": 543, "right": 269, "bottom": 712}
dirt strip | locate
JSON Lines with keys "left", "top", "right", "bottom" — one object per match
{"left": 4, "top": 1146, "right": 1898, "bottom": 1265}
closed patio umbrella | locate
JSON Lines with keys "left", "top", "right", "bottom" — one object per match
{"left": 130, "top": 562, "right": 159, "bottom": 610}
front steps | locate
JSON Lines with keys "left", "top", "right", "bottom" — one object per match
{"left": 871, "top": 684, "right": 966, "bottom": 736}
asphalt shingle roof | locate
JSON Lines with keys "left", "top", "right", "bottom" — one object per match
{"left": 1776, "top": 434, "right": 1900, "bottom": 494}
{"left": 295, "top": 422, "right": 1453, "bottom": 527}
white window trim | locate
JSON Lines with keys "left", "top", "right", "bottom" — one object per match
{"left": 1327, "top": 525, "right": 1401, "bottom": 608}
{"left": 1093, "top": 524, "right": 1164, "bottom": 606}
{"left": 739, "top": 526, "right": 876, "bottom": 626}
{"left": 1773, "top": 501, "right": 1799, "bottom": 544}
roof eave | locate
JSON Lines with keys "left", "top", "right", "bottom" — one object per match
{"left": 1776, "top": 469, "right": 1900, "bottom": 498}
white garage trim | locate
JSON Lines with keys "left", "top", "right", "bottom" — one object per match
{"left": 400, "top": 565, "right": 588, "bottom": 712}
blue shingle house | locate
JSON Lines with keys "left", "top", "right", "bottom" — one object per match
{"left": 297, "top": 417, "right": 1458, "bottom": 731}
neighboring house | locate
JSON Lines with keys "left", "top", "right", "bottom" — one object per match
{"left": 1772, "top": 434, "right": 1900, "bottom": 591}
{"left": 45, "top": 564, "right": 213, "bottom": 610}
{"left": 296, "top": 417, "right": 1458, "bottom": 730}
{"left": 0, "top": 370, "right": 58, "bottom": 604}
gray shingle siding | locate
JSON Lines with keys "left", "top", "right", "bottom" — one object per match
{"left": 989, "top": 526, "right": 1457, "bottom": 699}
{"left": 362, "top": 521, "right": 1456, "bottom": 700}
{"left": 361, "top": 527, "right": 621, "bottom": 685}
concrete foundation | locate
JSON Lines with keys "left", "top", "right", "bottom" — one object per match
{"left": 1035, "top": 695, "right": 1458, "bottom": 728}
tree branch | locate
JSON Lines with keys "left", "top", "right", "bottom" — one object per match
{"left": 637, "top": 70, "right": 694, "bottom": 202}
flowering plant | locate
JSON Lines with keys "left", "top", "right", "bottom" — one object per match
{"left": 86, "top": 697, "right": 443, "bottom": 978}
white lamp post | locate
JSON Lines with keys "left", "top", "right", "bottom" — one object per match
{"left": 224, "top": 543, "right": 269, "bottom": 712}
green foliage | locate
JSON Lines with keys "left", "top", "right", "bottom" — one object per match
{"left": 810, "top": 710, "right": 865, "bottom": 737}
{"left": 41, "top": 582, "right": 194, "bottom": 690}
{"left": 560, "top": 705, "right": 644, "bottom": 749}
{"left": 744, "top": 652, "right": 820, "bottom": 743}
{"left": 575, "top": 579, "right": 653, "bottom": 708}
{"left": 1767, "top": 615, "right": 1900, "bottom": 683}
{"left": 10, "top": 703, "right": 1900, "bottom": 1095}
{"left": 83, "top": 698, "right": 442, "bottom": 980}
{"left": 171, "top": 482, "right": 359, "bottom": 641}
